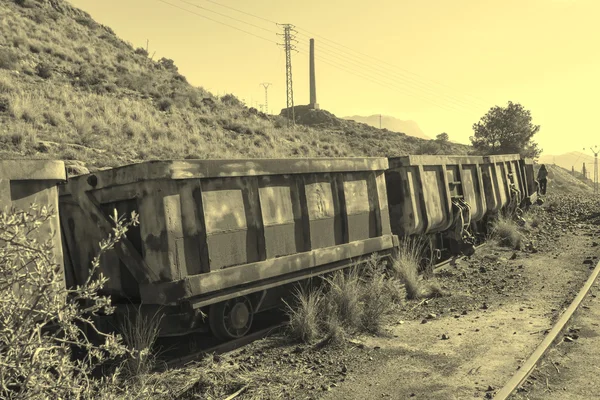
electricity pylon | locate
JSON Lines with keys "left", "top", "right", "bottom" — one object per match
{"left": 588, "top": 146, "right": 600, "bottom": 194}
{"left": 277, "top": 23, "right": 297, "bottom": 127}
{"left": 260, "top": 83, "right": 271, "bottom": 115}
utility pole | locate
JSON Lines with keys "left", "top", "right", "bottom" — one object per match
{"left": 589, "top": 146, "right": 600, "bottom": 194}
{"left": 260, "top": 83, "right": 271, "bottom": 115}
{"left": 277, "top": 23, "right": 297, "bottom": 127}
{"left": 379, "top": 114, "right": 382, "bottom": 129}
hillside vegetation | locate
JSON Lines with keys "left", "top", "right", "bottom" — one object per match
{"left": 0, "top": 0, "right": 470, "bottom": 170}
{"left": 542, "top": 164, "right": 593, "bottom": 196}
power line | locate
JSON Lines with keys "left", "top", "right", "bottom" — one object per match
{"left": 295, "top": 26, "right": 489, "bottom": 107}
{"left": 295, "top": 32, "right": 485, "bottom": 110}
{"left": 199, "top": 0, "right": 277, "bottom": 25}
{"left": 190, "top": 0, "right": 489, "bottom": 109}
{"left": 296, "top": 48, "right": 462, "bottom": 113}
{"left": 155, "top": 0, "right": 278, "bottom": 44}
{"left": 157, "top": 0, "right": 484, "bottom": 113}
{"left": 294, "top": 44, "right": 465, "bottom": 113}
{"left": 294, "top": 40, "right": 478, "bottom": 113}
{"left": 175, "top": 0, "right": 277, "bottom": 34}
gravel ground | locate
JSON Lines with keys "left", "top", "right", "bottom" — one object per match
{"left": 170, "top": 193, "right": 600, "bottom": 400}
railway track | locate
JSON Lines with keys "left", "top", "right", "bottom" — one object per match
{"left": 159, "top": 245, "right": 487, "bottom": 371}
{"left": 493, "top": 259, "right": 600, "bottom": 399}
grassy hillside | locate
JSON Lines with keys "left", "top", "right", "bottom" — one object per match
{"left": 0, "top": 0, "right": 470, "bottom": 170}
{"left": 542, "top": 164, "right": 593, "bottom": 196}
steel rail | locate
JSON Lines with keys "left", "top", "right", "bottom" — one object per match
{"left": 494, "top": 259, "right": 600, "bottom": 399}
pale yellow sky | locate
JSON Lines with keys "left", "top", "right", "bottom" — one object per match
{"left": 69, "top": 0, "right": 599, "bottom": 156}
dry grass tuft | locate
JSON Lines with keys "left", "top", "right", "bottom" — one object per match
{"left": 320, "top": 313, "right": 348, "bottom": 346}
{"left": 119, "top": 307, "right": 163, "bottom": 378}
{"left": 390, "top": 237, "right": 448, "bottom": 300}
{"left": 491, "top": 215, "right": 523, "bottom": 249}
{"left": 391, "top": 237, "right": 425, "bottom": 299}
{"left": 284, "top": 285, "right": 322, "bottom": 344}
{"left": 322, "top": 268, "right": 363, "bottom": 330}
{"left": 359, "top": 256, "right": 394, "bottom": 334}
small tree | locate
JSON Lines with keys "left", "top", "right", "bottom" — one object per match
{"left": 470, "top": 101, "right": 541, "bottom": 158}
{"left": 157, "top": 57, "right": 178, "bottom": 73}
{"left": 436, "top": 132, "right": 449, "bottom": 143}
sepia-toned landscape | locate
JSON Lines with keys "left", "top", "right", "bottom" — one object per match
{"left": 2, "top": 0, "right": 600, "bottom": 399}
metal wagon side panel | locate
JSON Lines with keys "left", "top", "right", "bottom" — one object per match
{"left": 60, "top": 158, "right": 396, "bottom": 311}
{"left": 386, "top": 155, "right": 487, "bottom": 236}
{"left": 0, "top": 160, "right": 66, "bottom": 270}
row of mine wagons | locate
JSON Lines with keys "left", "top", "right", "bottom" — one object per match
{"left": 0, "top": 155, "right": 536, "bottom": 307}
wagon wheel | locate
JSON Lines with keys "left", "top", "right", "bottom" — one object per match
{"left": 208, "top": 296, "right": 254, "bottom": 340}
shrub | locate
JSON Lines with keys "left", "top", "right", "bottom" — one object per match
{"left": 0, "top": 205, "right": 138, "bottom": 399}
{"left": 29, "top": 43, "right": 42, "bottom": 54}
{"left": 157, "top": 97, "right": 173, "bottom": 112}
{"left": 0, "top": 49, "right": 20, "bottom": 70}
{"left": 3, "top": 125, "right": 36, "bottom": 150}
{"left": 134, "top": 47, "right": 149, "bottom": 57}
{"left": 157, "top": 57, "right": 178, "bottom": 72}
{"left": 220, "top": 93, "right": 243, "bottom": 107}
{"left": 223, "top": 121, "right": 253, "bottom": 135}
{"left": 0, "top": 75, "right": 14, "bottom": 94}
{"left": 12, "top": 36, "right": 27, "bottom": 49}
{"left": 14, "top": 0, "right": 35, "bottom": 7}
{"left": 35, "top": 63, "right": 52, "bottom": 79}
{"left": 75, "top": 16, "right": 98, "bottom": 29}
{"left": 320, "top": 313, "right": 347, "bottom": 346}
{"left": 74, "top": 65, "right": 106, "bottom": 88}
{"left": 0, "top": 96, "right": 8, "bottom": 113}
{"left": 173, "top": 73, "right": 187, "bottom": 83}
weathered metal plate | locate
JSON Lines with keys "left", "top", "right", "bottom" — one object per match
{"left": 139, "top": 235, "right": 396, "bottom": 305}
{"left": 389, "top": 155, "right": 486, "bottom": 168}
{"left": 304, "top": 176, "right": 341, "bottom": 249}
{"left": 59, "top": 158, "right": 389, "bottom": 192}
{"left": 0, "top": 160, "right": 66, "bottom": 181}
{"left": 0, "top": 161, "right": 66, "bottom": 267}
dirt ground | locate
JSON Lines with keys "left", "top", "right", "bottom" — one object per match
{"left": 179, "top": 195, "right": 600, "bottom": 400}
{"left": 511, "top": 281, "right": 600, "bottom": 400}
{"left": 319, "top": 230, "right": 599, "bottom": 400}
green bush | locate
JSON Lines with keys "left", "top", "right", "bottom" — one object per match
{"left": 0, "top": 205, "right": 138, "bottom": 398}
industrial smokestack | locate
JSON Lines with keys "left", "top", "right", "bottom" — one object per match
{"left": 309, "top": 38, "right": 319, "bottom": 109}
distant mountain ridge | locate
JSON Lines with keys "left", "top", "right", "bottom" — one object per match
{"left": 539, "top": 151, "right": 596, "bottom": 175}
{"left": 343, "top": 115, "right": 430, "bottom": 140}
